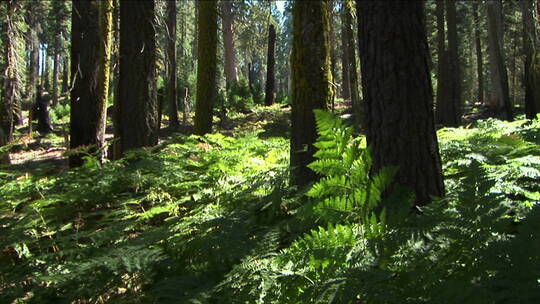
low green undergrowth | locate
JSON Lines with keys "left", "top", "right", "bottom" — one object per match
{"left": 1, "top": 111, "right": 539, "bottom": 303}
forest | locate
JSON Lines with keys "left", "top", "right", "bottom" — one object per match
{"left": 1, "top": 0, "right": 540, "bottom": 303}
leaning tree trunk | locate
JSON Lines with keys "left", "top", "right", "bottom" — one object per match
{"left": 194, "top": 0, "right": 218, "bottom": 135}
{"left": 166, "top": 0, "right": 179, "bottom": 127}
{"left": 290, "top": 0, "right": 334, "bottom": 188}
{"left": 264, "top": 23, "right": 276, "bottom": 106}
{"left": 521, "top": 0, "right": 540, "bottom": 119}
{"left": 221, "top": 1, "right": 238, "bottom": 88}
{"left": 70, "top": 0, "right": 113, "bottom": 167}
{"left": 357, "top": 0, "right": 445, "bottom": 205}
{"left": 486, "top": 0, "right": 512, "bottom": 120}
{"left": 473, "top": 0, "right": 484, "bottom": 105}
{"left": 115, "top": 0, "right": 158, "bottom": 157}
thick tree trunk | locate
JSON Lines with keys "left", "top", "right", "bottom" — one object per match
{"left": 486, "top": 0, "right": 512, "bottom": 120}
{"left": 521, "top": 0, "right": 540, "bottom": 119}
{"left": 166, "top": 0, "right": 179, "bottom": 127}
{"left": 290, "top": 0, "right": 333, "bottom": 188}
{"left": 115, "top": 0, "right": 158, "bottom": 157}
{"left": 357, "top": 1, "right": 444, "bottom": 205}
{"left": 70, "top": 0, "right": 113, "bottom": 167}
{"left": 1, "top": 0, "right": 22, "bottom": 146}
{"left": 194, "top": 0, "right": 218, "bottom": 135}
{"left": 264, "top": 23, "right": 276, "bottom": 106}
{"left": 473, "top": 0, "right": 484, "bottom": 105}
{"left": 221, "top": 1, "right": 238, "bottom": 88}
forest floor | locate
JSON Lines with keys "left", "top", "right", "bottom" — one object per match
{"left": 2, "top": 104, "right": 539, "bottom": 303}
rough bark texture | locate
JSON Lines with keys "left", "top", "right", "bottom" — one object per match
{"left": 115, "top": 0, "right": 158, "bottom": 157}
{"left": 357, "top": 1, "right": 444, "bottom": 205}
{"left": 486, "top": 0, "right": 512, "bottom": 120}
{"left": 70, "top": 0, "right": 113, "bottom": 167}
{"left": 166, "top": 0, "right": 179, "bottom": 127}
{"left": 1, "top": 0, "right": 21, "bottom": 147}
{"left": 344, "top": 0, "right": 361, "bottom": 128}
{"left": 264, "top": 23, "right": 276, "bottom": 106}
{"left": 221, "top": 1, "right": 238, "bottom": 88}
{"left": 194, "top": 0, "right": 218, "bottom": 135}
{"left": 290, "top": 0, "right": 333, "bottom": 188}
{"left": 473, "top": 0, "right": 484, "bottom": 104}
{"left": 521, "top": 0, "right": 540, "bottom": 119}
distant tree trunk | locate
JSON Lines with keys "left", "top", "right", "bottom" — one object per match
{"left": 521, "top": 0, "right": 540, "bottom": 119}
{"left": 435, "top": 0, "right": 461, "bottom": 127}
{"left": 328, "top": 1, "right": 337, "bottom": 110}
{"left": 61, "top": 55, "right": 69, "bottom": 94}
{"left": 52, "top": 35, "right": 62, "bottom": 106}
{"left": 340, "top": 4, "right": 351, "bottom": 101}
{"left": 27, "top": 3, "right": 40, "bottom": 134}
{"left": 43, "top": 51, "right": 51, "bottom": 92}
{"left": 166, "top": 0, "right": 179, "bottom": 127}
{"left": 357, "top": 1, "right": 444, "bottom": 205}
{"left": 221, "top": 1, "right": 238, "bottom": 88}
{"left": 446, "top": 0, "right": 461, "bottom": 125}
{"left": 265, "top": 23, "right": 276, "bottom": 106}
{"left": 1, "top": 0, "right": 22, "bottom": 147}
{"left": 290, "top": 0, "right": 333, "bottom": 188}
{"left": 194, "top": 0, "right": 218, "bottom": 135}
{"left": 344, "top": 0, "right": 361, "bottom": 127}
{"left": 486, "top": 0, "right": 512, "bottom": 120}
{"left": 473, "top": 0, "right": 484, "bottom": 104}
{"left": 70, "top": 0, "right": 113, "bottom": 167}
{"left": 115, "top": 0, "right": 158, "bottom": 158}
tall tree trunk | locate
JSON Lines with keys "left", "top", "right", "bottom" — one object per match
{"left": 70, "top": 0, "right": 113, "bottom": 167}
{"left": 473, "top": 0, "right": 484, "bottom": 105}
{"left": 194, "top": 0, "right": 218, "bottom": 135}
{"left": 344, "top": 0, "right": 361, "bottom": 128}
{"left": 52, "top": 35, "right": 62, "bottom": 106}
{"left": 115, "top": 0, "right": 157, "bottom": 158}
{"left": 264, "top": 23, "right": 276, "bottom": 106}
{"left": 61, "top": 55, "right": 69, "bottom": 94}
{"left": 446, "top": 0, "right": 461, "bottom": 125}
{"left": 221, "top": 1, "right": 237, "bottom": 88}
{"left": 166, "top": 0, "right": 179, "bottom": 127}
{"left": 290, "top": 0, "right": 333, "bottom": 188}
{"left": 521, "top": 0, "right": 540, "bottom": 119}
{"left": 340, "top": 4, "right": 350, "bottom": 101}
{"left": 27, "top": 3, "right": 40, "bottom": 134}
{"left": 43, "top": 50, "right": 51, "bottom": 92}
{"left": 1, "top": 0, "right": 21, "bottom": 147}
{"left": 328, "top": 1, "right": 337, "bottom": 110}
{"left": 486, "top": 0, "right": 512, "bottom": 120}
{"left": 357, "top": 1, "right": 444, "bottom": 205}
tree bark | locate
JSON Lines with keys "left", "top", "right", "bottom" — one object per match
{"left": 264, "top": 23, "right": 276, "bottom": 106}
{"left": 340, "top": 4, "right": 350, "bottom": 101}
{"left": 472, "top": 0, "right": 484, "bottom": 105}
{"left": 115, "top": 0, "right": 158, "bottom": 158}
{"left": 486, "top": 0, "right": 512, "bottom": 120}
{"left": 290, "top": 0, "right": 333, "bottom": 188}
{"left": 1, "top": 0, "right": 22, "bottom": 147}
{"left": 357, "top": 0, "right": 444, "bottom": 205}
{"left": 344, "top": 0, "right": 361, "bottom": 128}
{"left": 221, "top": 1, "right": 238, "bottom": 88}
{"left": 70, "top": 0, "right": 113, "bottom": 167}
{"left": 194, "top": 0, "right": 218, "bottom": 135}
{"left": 166, "top": 0, "right": 179, "bottom": 127}
{"left": 27, "top": 2, "right": 40, "bottom": 134}
{"left": 521, "top": 0, "right": 540, "bottom": 119}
